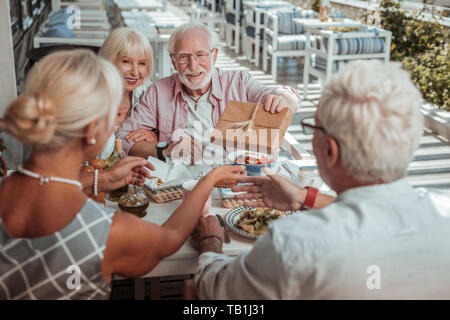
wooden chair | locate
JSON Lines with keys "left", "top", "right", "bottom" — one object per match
{"left": 303, "top": 25, "right": 392, "bottom": 99}
{"left": 224, "top": 0, "right": 243, "bottom": 54}
{"left": 243, "top": 2, "right": 294, "bottom": 67}
{"left": 262, "top": 7, "right": 318, "bottom": 81}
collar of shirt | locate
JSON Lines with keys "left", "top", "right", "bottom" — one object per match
{"left": 173, "top": 67, "right": 224, "bottom": 104}
{"left": 336, "top": 178, "right": 414, "bottom": 202}
{"left": 130, "top": 80, "right": 152, "bottom": 115}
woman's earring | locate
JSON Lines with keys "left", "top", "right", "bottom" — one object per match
{"left": 89, "top": 138, "right": 96, "bottom": 145}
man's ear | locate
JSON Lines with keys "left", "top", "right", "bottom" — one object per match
{"left": 84, "top": 120, "right": 99, "bottom": 145}
{"left": 170, "top": 54, "right": 178, "bottom": 72}
{"left": 212, "top": 48, "right": 218, "bottom": 65}
{"left": 325, "top": 136, "right": 340, "bottom": 168}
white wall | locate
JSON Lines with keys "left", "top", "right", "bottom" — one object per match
{"left": 0, "top": 0, "right": 23, "bottom": 169}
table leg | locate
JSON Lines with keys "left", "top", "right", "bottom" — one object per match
{"left": 134, "top": 278, "right": 146, "bottom": 300}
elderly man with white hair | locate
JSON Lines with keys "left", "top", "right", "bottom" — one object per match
{"left": 115, "top": 22, "right": 301, "bottom": 161}
{"left": 190, "top": 60, "right": 450, "bottom": 299}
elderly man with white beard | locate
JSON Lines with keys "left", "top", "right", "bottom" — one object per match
{"left": 115, "top": 22, "right": 301, "bottom": 162}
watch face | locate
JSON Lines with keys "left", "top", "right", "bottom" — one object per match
{"left": 157, "top": 141, "right": 168, "bottom": 149}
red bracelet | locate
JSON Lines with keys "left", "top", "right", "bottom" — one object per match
{"left": 302, "top": 186, "right": 318, "bottom": 210}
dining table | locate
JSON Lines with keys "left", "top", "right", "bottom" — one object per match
{"left": 107, "top": 134, "right": 335, "bottom": 299}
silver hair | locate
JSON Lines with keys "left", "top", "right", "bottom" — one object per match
{"left": 167, "top": 22, "right": 218, "bottom": 54}
{"left": 317, "top": 60, "right": 424, "bottom": 183}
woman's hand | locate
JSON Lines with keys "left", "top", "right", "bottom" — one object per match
{"left": 208, "top": 165, "right": 246, "bottom": 188}
{"left": 101, "top": 156, "right": 154, "bottom": 192}
{"left": 232, "top": 167, "right": 305, "bottom": 211}
{"left": 125, "top": 129, "right": 156, "bottom": 143}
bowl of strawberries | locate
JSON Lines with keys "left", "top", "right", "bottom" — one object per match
{"left": 229, "top": 150, "right": 277, "bottom": 176}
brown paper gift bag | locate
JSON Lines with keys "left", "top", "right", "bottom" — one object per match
{"left": 212, "top": 100, "right": 293, "bottom": 155}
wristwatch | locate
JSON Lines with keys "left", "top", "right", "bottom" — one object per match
{"left": 157, "top": 141, "right": 169, "bottom": 161}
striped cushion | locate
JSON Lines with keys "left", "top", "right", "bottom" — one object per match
{"left": 324, "top": 29, "right": 386, "bottom": 55}
{"left": 312, "top": 55, "right": 345, "bottom": 73}
{"left": 269, "top": 8, "right": 318, "bottom": 35}
{"left": 254, "top": 4, "right": 295, "bottom": 24}
{"left": 246, "top": 26, "right": 264, "bottom": 40}
{"left": 267, "top": 35, "right": 318, "bottom": 51}
{"left": 226, "top": 12, "right": 244, "bottom": 25}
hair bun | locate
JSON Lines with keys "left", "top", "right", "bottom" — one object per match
{"left": 2, "top": 94, "right": 57, "bottom": 146}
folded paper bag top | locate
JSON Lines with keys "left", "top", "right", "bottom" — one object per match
{"left": 213, "top": 100, "right": 294, "bottom": 154}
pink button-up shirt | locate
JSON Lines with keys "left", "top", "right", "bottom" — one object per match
{"left": 116, "top": 67, "right": 301, "bottom": 154}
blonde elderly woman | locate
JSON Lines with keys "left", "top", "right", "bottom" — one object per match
{"left": 98, "top": 27, "right": 155, "bottom": 160}
{"left": 0, "top": 50, "right": 244, "bottom": 300}
{"left": 191, "top": 60, "right": 450, "bottom": 299}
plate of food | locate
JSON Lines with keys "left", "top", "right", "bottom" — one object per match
{"left": 228, "top": 150, "right": 278, "bottom": 176}
{"left": 224, "top": 206, "right": 296, "bottom": 239}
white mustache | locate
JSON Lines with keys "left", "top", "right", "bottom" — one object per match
{"left": 183, "top": 67, "right": 207, "bottom": 76}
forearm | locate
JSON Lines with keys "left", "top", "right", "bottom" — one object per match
{"left": 79, "top": 170, "right": 112, "bottom": 195}
{"left": 295, "top": 185, "right": 335, "bottom": 210}
{"left": 312, "top": 193, "right": 336, "bottom": 209}
{"left": 129, "top": 140, "right": 158, "bottom": 159}
{"left": 198, "top": 237, "right": 223, "bottom": 254}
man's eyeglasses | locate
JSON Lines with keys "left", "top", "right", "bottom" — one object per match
{"left": 301, "top": 117, "right": 340, "bottom": 147}
{"left": 301, "top": 117, "right": 327, "bottom": 135}
{"left": 174, "top": 49, "right": 215, "bottom": 64}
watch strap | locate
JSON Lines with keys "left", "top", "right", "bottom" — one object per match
{"left": 302, "top": 186, "right": 318, "bottom": 210}
{"left": 157, "top": 145, "right": 166, "bottom": 161}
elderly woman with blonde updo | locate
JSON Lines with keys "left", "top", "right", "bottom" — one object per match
{"left": 98, "top": 27, "right": 156, "bottom": 159}
{"left": 0, "top": 50, "right": 244, "bottom": 299}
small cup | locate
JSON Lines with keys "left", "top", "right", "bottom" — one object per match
{"left": 182, "top": 180, "right": 212, "bottom": 216}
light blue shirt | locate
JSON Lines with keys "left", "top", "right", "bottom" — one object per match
{"left": 195, "top": 179, "right": 450, "bottom": 299}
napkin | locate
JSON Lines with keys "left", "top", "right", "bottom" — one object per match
{"left": 145, "top": 156, "right": 194, "bottom": 189}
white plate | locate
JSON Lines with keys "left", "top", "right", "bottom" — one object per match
{"left": 224, "top": 206, "right": 299, "bottom": 240}
{"left": 224, "top": 207, "right": 260, "bottom": 240}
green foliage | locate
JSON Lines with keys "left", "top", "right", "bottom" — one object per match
{"left": 312, "top": 0, "right": 320, "bottom": 13}
{"left": 380, "top": 0, "right": 449, "bottom": 111}
{"left": 402, "top": 44, "right": 450, "bottom": 111}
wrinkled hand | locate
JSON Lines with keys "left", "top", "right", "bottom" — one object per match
{"left": 190, "top": 216, "right": 224, "bottom": 250}
{"left": 168, "top": 136, "right": 204, "bottom": 164}
{"left": 125, "top": 129, "right": 156, "bottom": 143}
{"left": 103, "top": 156, "right": 154, "bottom": 191}
{"left": 264, "top": 94, "right": 296, "bottom": 114}
{"left": 232, "top": 167, "right": 306, "bottom": 211}
{"left": 209, "top": 165, "right": 246, "bottom": 188}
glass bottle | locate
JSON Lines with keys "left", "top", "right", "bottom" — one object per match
{"left": 319, "top": 0, "right": 331, "bottom": 22}
{"left": 118, "top": 185, "right": 150, "bottom": 218}
{"left": 108, "top": 139, "right": 127, "bottom": 202}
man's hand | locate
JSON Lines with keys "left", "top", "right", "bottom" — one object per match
{"left": 232, "top": 167, "right": 306, "bottom": 211}
{"left": 264, "top": 94, "right": 297, "bottom": 114}
{"left": 101, "top": 156, "right": 155, "bottom": 191}
{"left": 125, "top": 129, "right": 156, "bottom": 143}
{"left": 208, "top": 165, "right": 246, "bottom": 188}
{"left": 190, "top": 216, "right": 224, "bottom": 253}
